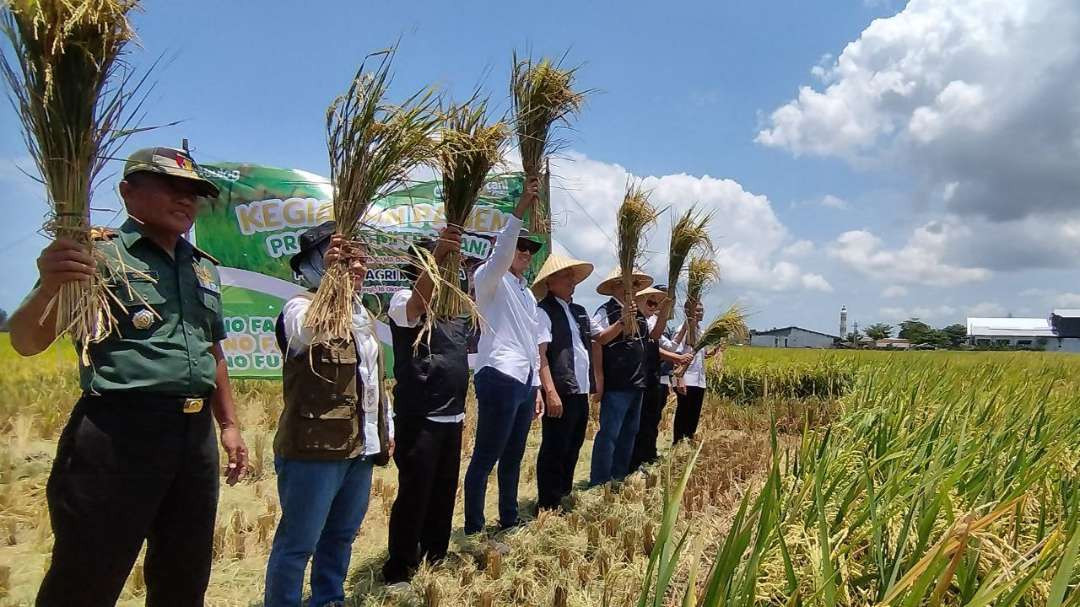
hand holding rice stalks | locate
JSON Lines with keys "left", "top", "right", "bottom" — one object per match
{"left": 617, "top": 182, "right": 658, "bottom": 336}
{"left": 511, "top": 52, "right": 586, "bottom": 234}
{"left": 304, "top": 48, "right": 442, "bottom": 341}
{"left": 1, "top": 0, "right": 147, "bottom": 361}
{"left": 433, "top": 98, "right": 508, "bottom": 320}
{"left": 674, "top": 306, "right": 747, "bottom": 378}
{"left": 666, "top": 206, "right": 712, "bottom": 303}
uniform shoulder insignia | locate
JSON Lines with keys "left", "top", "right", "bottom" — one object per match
{"left": 90, "top": 227, "right": 118, "bottom": 241}
{"left": 191, "top": 245, "right": 221, "bottom": 266}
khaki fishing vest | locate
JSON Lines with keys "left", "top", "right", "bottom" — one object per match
{"left": 274, "top": 329, "right": 390, "bottom": 463}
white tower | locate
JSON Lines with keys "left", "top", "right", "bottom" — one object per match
{"left": 840, "top": 306, "right": 848, "bottom": 337}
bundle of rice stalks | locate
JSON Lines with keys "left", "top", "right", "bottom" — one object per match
{"left": 684, "top": 255, "right": 720, "bottom": 343}
{"left": 511, "top": 52, "right": 586, "bottom": 234}
{"left": 433, "top": 97, "right": 508, "bottom": 320}
{"left": 1, "top": 0, "right": 147, "bottom": 361}
{"left": 675, "top": 306, "right": 747, "bottom": 379}
{"left": 304, "top": 48, "right": 442, "bottom": 340}
{"left": 616, "top": 182, "right": 658, "bottom": 335}
{"left": 666, "top": 205, "right": 712, "bottom": 302}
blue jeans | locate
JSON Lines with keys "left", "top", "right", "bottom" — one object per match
{"left": 590, "top": 389, "right": 644, "bottom": 486}
{"left": 464, "top": 367, "right": 537, "bottom": 534}
{"left": 264, "top": 455, "right": 374, "bottom": 607}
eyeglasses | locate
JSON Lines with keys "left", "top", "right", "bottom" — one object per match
{"left": 645, "top": 300, "right": 660, "bottom": 307}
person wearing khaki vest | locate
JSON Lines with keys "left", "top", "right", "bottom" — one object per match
{"left": 264, "top": 221, "right": 393, "bottom": 607}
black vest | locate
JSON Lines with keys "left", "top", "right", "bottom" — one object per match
{"left": 389, "top": 313, "right": 470, "bottom": 419}
{"left": 538, "top": 294, "right": 594, "bottom": 395}
{"left": 598, "top": 298, "right": 649, "bottom": 390}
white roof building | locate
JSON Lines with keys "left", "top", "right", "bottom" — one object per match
{"left": 966, "top": 313, "right": 1080, "bottom": 352}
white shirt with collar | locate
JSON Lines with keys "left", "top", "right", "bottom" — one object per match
{"left": 387, "top": 289, "right": 466, "bottom": 423}
{"left": 536, "top": 295, "right": 600, "bottom": 396}
{"left": 281, "top": 295, "right": 393, "bottom": 455}
{"left": 472, "top": 215, "right": 541, "bottom": 387}
{"left": 670, "top": 322, "right": 707, "bottom": 389}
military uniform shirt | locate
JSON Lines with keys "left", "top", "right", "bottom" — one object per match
{"left": 80, "top": 218, "right": 227, "bottom": 395}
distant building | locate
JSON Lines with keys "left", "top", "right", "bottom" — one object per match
{"left": 839, "top": 306, "right": 848, "bottom": 338}
{"left": 874, "top": 338, "right": 912, "bottom": 350}
{"left": 750, "top": 326, "right": 839, "bottom": 349}
{"left": 966, "top": 310, "right": 1080, "bottom": 351}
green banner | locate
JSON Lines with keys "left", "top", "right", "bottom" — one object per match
{"left": 193, "top": 163, "right": 546, "bottom": 378}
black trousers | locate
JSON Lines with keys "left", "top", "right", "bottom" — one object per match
{"left": 37, "top": 395, "right": 219, "bottom": 607}
{"left": 630, "top": 383, "right": 669, "bottom": 471}
{"left": 383, "top": 416, "right": 463, "bottom": 584}
{"left": 672, "top": 386, "right": 707, "bottom": 444}
{"left": 535, "top": 393, "right": 589, "bottom": 510}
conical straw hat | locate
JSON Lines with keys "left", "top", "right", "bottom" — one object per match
{"left": 596, "top": 266, "right": 653, "bottom": 296}
{"left": 531, "top": 254, "right": 594, "bottom": 298}
{"left": 635, "top": 286, "right": 665, "bottom": 298}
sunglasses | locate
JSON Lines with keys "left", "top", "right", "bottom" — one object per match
{"left": 645, "top": 299, "right": 660, "bottom": 307}
{"left": 516, "top": 241, "right": 537, "bottom": 253}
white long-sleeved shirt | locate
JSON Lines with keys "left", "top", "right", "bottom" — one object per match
{"left": 536, "top": 296, "right": 601, "bottom": 395}
{"left": 670, "top": 322, "right": 707, "bottom": 389}
{"left": 281, "top": 295, "right": 393, "bottom": 455}
{"left": 472, "top": 215, "right": 541, "bottom": 386}
{"left": 387, "top": 289, "right": 466, "bottom": 424}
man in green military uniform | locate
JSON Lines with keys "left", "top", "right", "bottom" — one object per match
{"left": 9, "top": 147, "right": 249, "bottom": 606}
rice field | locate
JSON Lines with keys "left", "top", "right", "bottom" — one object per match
{"left": 0, "top": 336, "right": 1077, "bottom": 605}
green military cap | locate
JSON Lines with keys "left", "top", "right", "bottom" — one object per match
{"left": 123, "top": 147, "right": 220, "bottom": 198}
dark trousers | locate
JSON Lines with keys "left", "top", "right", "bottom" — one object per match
{"left": 383, "top": 417, "right": 463, "bottom": 583}
{"left": 37, "top": 395, "right": 219, "bottom": 607}
{"left": 630, "top": 384, "right": 669, "bottom": 471}
{"left": 672, "top": 386, "right": 707, "bottom": 444}
{"left": 464, "top": 367, "right": 536, "bottom": 534}
{"left": 535, "top": 393, "right": 589, "bottom": 510}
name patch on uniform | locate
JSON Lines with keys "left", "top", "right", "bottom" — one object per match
{"left": 193, "top": 262, "right": 220, "bottom": 294}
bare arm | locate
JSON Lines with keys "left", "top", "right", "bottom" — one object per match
{"left": 594, "top": 322, "right": 624, "bottom": 346}
{"left": 10, "top": 239, "right": 95, "bottom": 356}
{"left": 538, "top": 343, "right": 563, "bottom": 418}
{"left": 211, "top": 342, "right": 247, "bottom": 486}
{"left": 405, "top": 226, "right": 462, "bottom": 323}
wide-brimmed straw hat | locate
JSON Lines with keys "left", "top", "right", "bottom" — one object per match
{"left": 635, "top": 286, "right": 665, "bottom": 298}
{"left": 531, "top": 254, "right": 594, "bottom": 298}
{"left": 596, "top": 266, "right": 653, "bottom": 297}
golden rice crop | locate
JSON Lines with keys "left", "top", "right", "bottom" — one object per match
{"left": 1, "top": 0, "right": 148, "bottom": 362}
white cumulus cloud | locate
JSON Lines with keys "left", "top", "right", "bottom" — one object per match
{"left": 545, "top": 151, "right": 830, "bottom": 311}
{"left": 881, "top": 285, "right": 908, "bottom": 298}
{"left": 757, "top": 0, "right": 1080, "bottom": 222}
{"left": 827, "top": 220, "right": 990, "bottom": 286}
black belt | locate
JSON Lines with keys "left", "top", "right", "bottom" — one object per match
{"left": 81, "top": 392, "right": 213, "bottom": 414}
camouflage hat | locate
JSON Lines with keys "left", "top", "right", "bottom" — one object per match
{"left": 123, "top": 147, "right": 220, "bottom": 198}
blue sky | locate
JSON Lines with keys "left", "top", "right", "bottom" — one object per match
{"left": 3, "top": 0, "right": 1079, "bottom": 336}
